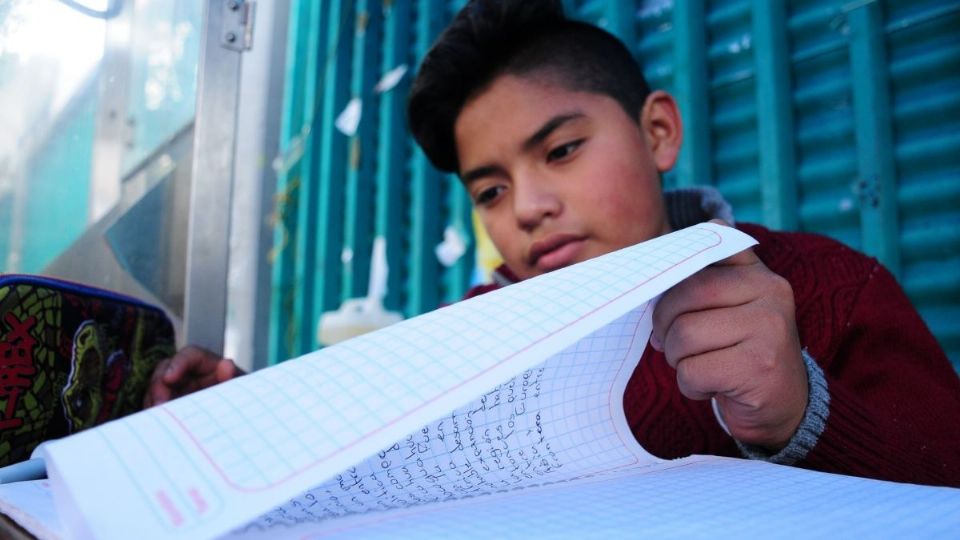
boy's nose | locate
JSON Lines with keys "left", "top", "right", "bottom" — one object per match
{"left": 513, "top": 175, "right": 562, "bottom": 231}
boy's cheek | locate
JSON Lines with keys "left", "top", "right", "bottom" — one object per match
{"left": 482, "top": 227, "right": 525, "bottom": 271}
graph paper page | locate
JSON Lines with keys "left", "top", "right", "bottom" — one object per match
{"left": 230, "top": 301, "right": 655, "bottom": 538}
{"left": 1, "top": 304, "right": 655, "bottom": 540}
{"left": 242, "top": 457, "right": 960, "bottom": 539}
{"left": 0, "top": 479, "right": 62, "bottom": 540}
{"left": 42, "top": 223, "right": 757, "bottom": 540}
{"left": 9, "top": 456, "right": 960, "bottom": 539}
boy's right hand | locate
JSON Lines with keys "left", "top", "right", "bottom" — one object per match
{"left": 143, "top": 345, "right": 243, "bottom": 408}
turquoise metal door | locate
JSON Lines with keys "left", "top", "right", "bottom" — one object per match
{"left": 269, "top": 0, "right": 960, "bottom": 370}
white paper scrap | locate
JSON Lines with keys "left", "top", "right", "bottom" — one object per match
{"left": 374, "top": 64, "right": 408, "bottom": 93}
{"left": 435, "top": 225, "right": 468, "bottom": 267}
{"left": 335, "top": 97, "right": 362, "bottom": 136}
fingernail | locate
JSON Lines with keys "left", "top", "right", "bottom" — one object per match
{"left": 650, "top": 334, "right": 662, "bottom": 351}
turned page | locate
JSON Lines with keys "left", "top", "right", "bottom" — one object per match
{"left": 39, "top": 224, "right": 756, "bottom": 540}
{"left": 1, "top": 302, "right": 659, "bottom": 540}
{"left": 229, "top": 300, "right": 656, "bottom": 538}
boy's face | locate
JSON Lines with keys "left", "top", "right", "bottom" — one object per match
{"left": 454, "top": 74, "right": 679, "bottom": 280}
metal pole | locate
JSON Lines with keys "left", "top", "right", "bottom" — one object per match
{"left": 183, "top": 0, "right": 249, "bottom": 353}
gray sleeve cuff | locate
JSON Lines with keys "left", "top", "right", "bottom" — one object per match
{"left": 734, "top": 349, "right": 830, "bottom": 465}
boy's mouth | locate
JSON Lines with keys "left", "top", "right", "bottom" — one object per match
{"left": 528, "top": 234, "right": 587, "bottom": 272}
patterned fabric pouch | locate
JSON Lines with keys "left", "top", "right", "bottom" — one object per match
{"left": 0, "top": 275, "right": 175, "bottom": 466}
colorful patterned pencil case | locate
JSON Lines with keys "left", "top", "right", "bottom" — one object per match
{"left": 0, "top": 274, "right": 175, "bottom": 466}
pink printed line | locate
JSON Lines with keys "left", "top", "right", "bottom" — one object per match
{"left": 155, "top": 489, "right": 184, "bottom": 528}
{"left": 163, "top": 227, "right": 724, "bottom": 492}
{"left": 605, "top": 301, "right": 650, "bottom": 469}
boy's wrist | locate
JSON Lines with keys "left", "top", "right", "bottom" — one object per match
{"left": 732, "top": 349, "right": 830, "bottom": 465}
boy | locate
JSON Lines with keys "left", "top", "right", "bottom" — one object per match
{"left": 148, "top": 0, "right": 960, "bottom": 487}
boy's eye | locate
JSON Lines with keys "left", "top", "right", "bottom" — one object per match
{"left": 474, "top": 185, "right": 505, "bottom": 206}
{"left": 546, "top": 139, "right": 584, "bottom": 163}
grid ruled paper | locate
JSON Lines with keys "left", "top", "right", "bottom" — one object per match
{"left": 0, "top": 479, "right": 62, "bottom": 540}
{"left": 230, "top": 301, "right": 655, "bottom": 537}
{"left": 242, "top": 457, "right": 960, "bottom": 540}
{"left": 40, "top": 223, "right": 758, "bottom": 540}
{"left": 6, "top": 454, "right": 960, "bottom": 540}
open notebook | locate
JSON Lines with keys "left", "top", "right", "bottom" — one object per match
{"left": 1, "top": 224, "right": 958, "bottom": 539}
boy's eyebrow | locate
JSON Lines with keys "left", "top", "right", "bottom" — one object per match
{"left": 461, "top": 165, "right": 501, "bottom": 184}
{"left": 460, "top": 111, "right": 585, "bottom": 183}
{"left": 521, "top": 111, "right": 585, "bottom": 152}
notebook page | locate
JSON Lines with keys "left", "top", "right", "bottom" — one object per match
{"left": 11, "top": 457, "right": 960, "bottom": 539}
{"left": 0, "top": 305, "right": 655, "bottom": 540}
{"left": 43, "top": 223, "right": 757, "bottom": 540}
{"left": 237, "top": 457, "right": 960, "bottom": 539}
{"left": 0, "top": 479, "right": 62, "bottom": 540}
{"left": 230, "top": 301, "right": 655, "bottom": 537}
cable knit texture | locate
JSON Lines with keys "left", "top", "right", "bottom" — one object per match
{"left": 466, "top": 218, "right": 960, "bottom": 487}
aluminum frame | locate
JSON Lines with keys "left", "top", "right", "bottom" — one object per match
{"left": 182, "top": 0, "right": 249, "bottom": 353}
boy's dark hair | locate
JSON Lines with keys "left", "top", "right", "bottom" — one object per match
{"left": 407, "top": 0, "right": 652, "bottom": 173}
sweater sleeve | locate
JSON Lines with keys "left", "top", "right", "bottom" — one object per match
{"left": 734, "top": 349, "right": 829, "bottom": 465}
{"left": 797, "top": 261, "right": 960, "bottom": 487}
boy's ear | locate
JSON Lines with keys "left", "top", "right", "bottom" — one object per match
{"left": 639, "top": 90, "right": 683, "bottom": 173}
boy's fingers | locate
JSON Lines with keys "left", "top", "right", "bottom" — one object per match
{"left": 673, "top": 347, "right": 741, "bottom": 401}
{"left": 153, "top": 385, "right": 172, "bottom": 405}
{"left": 144, "top": 358, "right": 171, "bottom": 407}
{"left": 146, "top": 349, "right": 232, "bottom": 408}
{"left": 714, "top": 246, "right": 760, "bottom": 267}
{"left": 161, "top": 351, "right": 194, "bottom": 383}
{"left": 178, "top": 359, "right": 240, "bottom": 395}
{"left": 184, "top": 369, "right": 227, "bottom": 394}
{"left": 143, "top": 377, "right": 172, "bottom": 408}
{"left": 652, "top": 262, "right": 763, "bottom": 349}
{"left": 660, "top": 306, "right": 749, "bottom": 370}
{"left": 162, "top": 346, "right": 223, "bottom": 383}
{"left": 216, "top": 359, "right": 239, "bottom": 383}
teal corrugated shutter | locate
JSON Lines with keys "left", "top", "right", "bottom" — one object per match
{"left": 578, "top": 0, "right": 960, "bottom": 368}
{"left": 269, "top": 0, "right": 475, "bottom": 363}
{"left": 885, "top": 1, "right": 960, "bottom": 368}
{"left": 271, "top": 0, "right": 959, "bottom": 369}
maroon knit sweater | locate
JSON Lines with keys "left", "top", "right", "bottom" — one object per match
{"left": 465, "top": 223, "right": 960, "bottom": 487}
